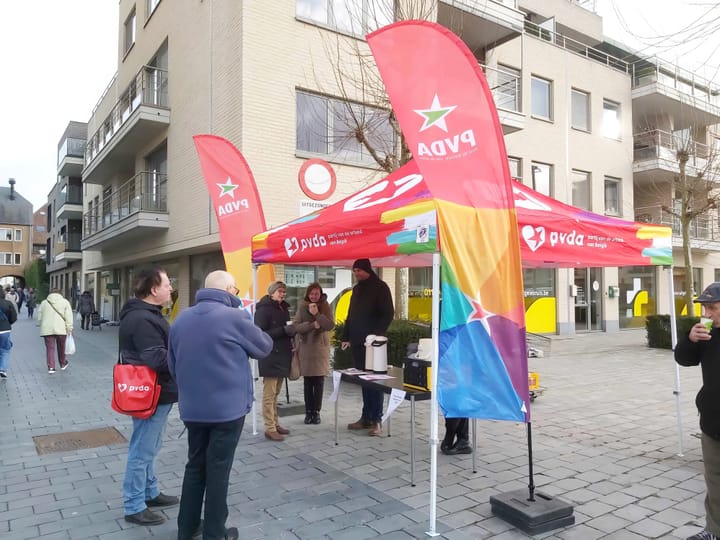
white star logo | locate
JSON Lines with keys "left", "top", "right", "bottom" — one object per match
{"left": 413, "top": 94, "right": 457, "bottom": 133}
{"left": 466, "top": 291, "right": 495, "bottom": 336}
{"left": 217, "top": 177, "right": 239, "bottom": 199}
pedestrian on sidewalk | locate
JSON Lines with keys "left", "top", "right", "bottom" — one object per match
{"left": 675, "top": 281, "right": 720, "bottom": 540}
{"left": 77, "top": 290, "right": 95, "bottom": 330}
{"left": 254, "top": 281, "right": 295, "bottom": 441}
{"left": 37, "top": 289, "right": 73, "bottom": 373}
{"left": 5, "top": 287, "right": 18, "bottom": 313}
{"left": 25, "top": 287, "right": 36, "bottom": 319}
{"left": 169, "top": 270, "right": 272, "bottom": 540}
{"left": 441, "top": 417, "right": 472, "bottom": 455}
{"left": 118, "top": 267, "right": 179, "bottom": 527}
{"left": 0, "top": 289, "right": 17, "bottom": 379}
{"left": 292, "top": 282, "right": 334, "bottom": 425}
{"left": 341, "top": 258, "right": 394, "bottom": 436}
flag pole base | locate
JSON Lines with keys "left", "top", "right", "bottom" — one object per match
{"left": 490, "top": 490, "right": 574, "bottom": 535}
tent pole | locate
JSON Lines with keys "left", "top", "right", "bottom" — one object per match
{"left": 426, "top": 252, "right": 441, "bottom": 537}
{"left": 526, "top": 422, "right": 536, "bottom": 501}
{"left": 667, "top": 265, "right": 683, "bottom": 456}
{"left": 251, "top": 264, "right": 259, "bottom": 436}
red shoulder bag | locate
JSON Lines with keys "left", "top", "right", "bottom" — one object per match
{"left": 111, "top": 357, "right": 161, "bottom": 419}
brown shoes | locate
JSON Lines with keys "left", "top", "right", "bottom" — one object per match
{"left": 347, "top": 418, "right": 372, "bottom": 430}
{"left": 368, "top": 422, "right": 382, "bottom": 436}
{"left": 276, "top": 426, "right": 290, "bottom": 435}
{"left": 264, "top": 430, "right": 284, "bottom": 441}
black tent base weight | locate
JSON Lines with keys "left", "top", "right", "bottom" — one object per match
{"left": 490, "top": 490, "right": 575, "bottom": 535}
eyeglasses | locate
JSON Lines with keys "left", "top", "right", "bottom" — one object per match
{"left": 230, "top": 285, "right": 239, "bottom": 296}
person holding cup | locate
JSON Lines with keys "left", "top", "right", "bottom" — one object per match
{"left": 254, "top": 281, "right": 295, "bottom": 441}
{"left": 675, "top": 282, "right": 720, "bottom": 540}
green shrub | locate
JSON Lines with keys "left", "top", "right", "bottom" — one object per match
{"left": 23, "top": 258, "right": 49, "bottom": 302}
{"left": 331, "top": 320, "right": 432, "bottom": 370}
{"left": 646, "top": 314, "right": 699, "bottom": 349}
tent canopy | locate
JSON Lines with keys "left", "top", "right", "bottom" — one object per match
{"left": 251, "top": 160, "right": 672, "bottom": 269}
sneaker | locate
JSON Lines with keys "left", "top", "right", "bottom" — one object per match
{"left": 347, "top": 418, "right": 372, "bottom": 430}
{"left": 225, "top": 527, "right": 239, "bottom": 540}
{"left": 687, "top": 531, "right": 719, "bottom": 540}
{"left": 304, "top": 412, "right": 313, "bottom": 424}
{"left": 145, "top": 492, "right": 179, "bottom": 507}
{"left": 60, "top": 361, "right": 69, "bottom": 371}
{"left": 48, "top": 368, "right": 56, "bottom": 374}
{"left": 0, "top": 370, "right": 7, "bottom": 379}
{"left": 312, "top": 412, "right": 321, "bottom": 425}
{"left": 124, "top": 508, "right": 165, "bottom": 526}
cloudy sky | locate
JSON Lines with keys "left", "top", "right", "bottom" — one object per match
{"left": 1, "top": 0, "right": 718, "bottom": 211}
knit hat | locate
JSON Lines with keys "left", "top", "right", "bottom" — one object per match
{"left": 267, "top": 281, "right": 287, "bottom": 296}
{"left": 352, "top": 258, "right": 372, "bottom": 274}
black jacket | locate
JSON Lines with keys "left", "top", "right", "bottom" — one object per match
{"left": 342, "top": 271, "right": 394, "bottom": 344}
{"left": 254, "top": 295, "right": 294, "bottom": 378}
{"left": 0, "top": 299, "right": 17, "bottom": 331}
{"left": 675, "top": 328, "right": 720, "bottom": 439}
{"left": 119, "top": 298, "right": 177, "bottom": 404}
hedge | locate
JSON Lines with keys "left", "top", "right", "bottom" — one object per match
{"left": 646, "top": 314, "right": 699, "bottom": 349}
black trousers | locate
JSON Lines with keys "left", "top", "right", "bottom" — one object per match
{"left": 351, "top": 342, "right": 383, "bottom": 422}
{"left": 443, "top": 417, "right": 469, "bottom": 446}
{"left": 177, "top": 416, "right": 245, "bottom": 540}
{"left": 303, "top": 376, "right": 324, "bottom": 412}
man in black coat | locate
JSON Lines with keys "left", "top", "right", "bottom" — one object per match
{"left": 341, "top": 258, "right": 394, "bottom": 436}
{"left": 675, "top": 282, "right": 720, "bottom": 540}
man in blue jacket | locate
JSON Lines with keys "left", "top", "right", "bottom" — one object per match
{"left": 169, "top": 270, "right": 272, "bottom": 540}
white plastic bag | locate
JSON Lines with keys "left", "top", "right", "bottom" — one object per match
{"left": 65, "top": 334, "right": 76, "bottom": 355}
{"left": 75, "top": 311, "right": 81, "bottom": 323}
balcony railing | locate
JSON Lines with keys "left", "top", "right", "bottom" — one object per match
{"left": 57, "top": 232, "right": 82, "bottom": 253}
{"left": 83, "top": 172, "right": 168, "bottom": 237}
{"left": 58, "top": 137, "right": 86, "bottom": 166}
{"left": 57, "top": 184, "right": 83, "bottom": 206}
{"left": 481, "top": 64, "right": 521, "bottom": 112}
{"left": 523, "top": 20, "right": 629, "bottom": 74}
{"left": 632, "top": 58, "right": 720, "bottom": 108}
{"left": 636, "top": 205, "right": 718, "bottom": 241}
{"left": 633, "top": 129, "right": 712, "bottom": 168}
{"left": 85, "top": 65, "right": 169, "bottom": 166}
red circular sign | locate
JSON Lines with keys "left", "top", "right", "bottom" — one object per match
{"left": 298, "top": 159, "right": 336, "bottom": 201}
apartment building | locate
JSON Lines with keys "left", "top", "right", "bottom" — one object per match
{"left": 0, "top": 180, "right": 33, "bottom": 288}
{"left": 47, "top": 121, "right": 85, "bottom": 307}
{"left": 32, "top": 204, "right": 49, "bottom": 260}
{"left": 77, "top": 0, "right": 715, "bottom": 332}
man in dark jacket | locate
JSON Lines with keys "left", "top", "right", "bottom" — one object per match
{"left": 675, "top": 282, "right": 720, "bottom": 540}
{"left": 254, "top": 281, "right": 296, "bottom": 441}
{"left": 0, "top": 290, "right": 18, "bottom": 378}
{"left": 118, "top": 267, "right": 179, "bottom": 527}
{"left": 341, "top": 258, "right": 394, "bottom": 436}
{"left": 169, "top": 270, "right": 272, "bottom": 540}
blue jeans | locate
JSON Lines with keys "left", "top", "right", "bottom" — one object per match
{"left": 177, "top": 416, "right": 245, "bottom": 540}
{"left": 123, "top": 403, "right": 173, "bottom": 515}
{"left": 351, "top": 342, "right": 384, "bottom": 422}
{"left": 0, "top": 332, "right": 12, "bottom": 372}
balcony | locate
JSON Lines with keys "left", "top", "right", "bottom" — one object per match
{"left": 481, "top": 64, "right": 524, "bottom": 133}
{"left": 58, "top": 137, "right": 86, "bottom": 177}
{"left": 631, "top": 58, "right": 720, "bottom": 126}
{"left": 633, "top": 129, "right": 714, "bottom": 184}
{"left": 81, "top": 172, "right": 169, "bottom": 250}
{"left": 53, "top": 234, "right": 82, "bottom": 263}
{"left": 56, "top": 183, "right": 83, "bottom": 220}
{"left": 83, "top": 66, "right": 170, "bottom": 185}
{"left": 636, "top": 205, "right": 720, "bottom": 252}
{"left": 438, "top": 0, "right": 523, "bottom": 52}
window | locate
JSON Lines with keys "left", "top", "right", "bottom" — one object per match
{"left": 0, "top": 228, "right": 11, "bottom": 241}
{"left": 531, "top": 76, "right": 552, "bottom": 120}
{"left": 13, "top": 254, "right": 20, "bottom": 265}
{"left": 296, "top": 0, "right": 393, "bottom": 34}
{"left": 495, "top": 65, "right": 521, "bottom": 112}
{"left": 508, "top": 157, "right": 522, "bottom": 181}
{"left": 296, "top": 90, "right": 394, "bottom": 165}
{"left": 14, "top": 229, "right": 21, "bottom": 241}
{"left": 602, "top": 99, "right": 621, "bottom": 139}
{"left": 531, "top": 162, "right": 552, "bottom": 196}
{"left": 124, "top": 8, "right": 136, "bottom": 54}
{"left": 604, "top": 176, "right": 620, "bottom": 216}
{"left": 571, "top": 89, "right": 590, "bottom": 131}
{"left": 571, "top": 170, "right": 590, "bottom": 210}
{"left": 146, "top": 0, "right": 160, "bottom": 18}
{"left": 1, "top": 253, "right": 11, "bottom": 265}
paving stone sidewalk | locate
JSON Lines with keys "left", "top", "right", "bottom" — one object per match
{"left": 0, "top": 317, "right": 710, "bottom": 539}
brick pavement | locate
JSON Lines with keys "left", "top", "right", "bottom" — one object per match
{"left": 0, "top": 315, "right": 710, "bottom": 539}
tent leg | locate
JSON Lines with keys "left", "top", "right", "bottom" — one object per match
{"left": 426, "top": 252, "right": 441, "bottom": 537}
{"left": 667, "top": 266, "right": 683, "bottom": 457}
{"left": 251, "top": 264, "right": 258, "bottom": 436}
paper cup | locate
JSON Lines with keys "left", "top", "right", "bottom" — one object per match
{"left": 701, "top": 317, "right": 713, "bottom": 331}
